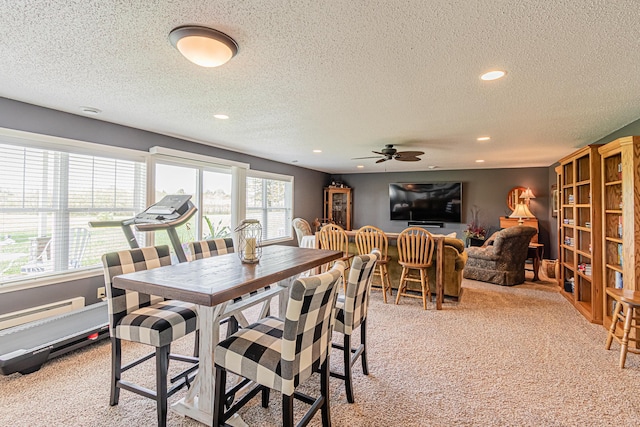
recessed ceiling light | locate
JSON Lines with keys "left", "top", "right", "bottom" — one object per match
{"left": 476, "top": 159, "right": 485, "bottom": 163}
{"left": 480, "top": 70, "right": 506, "bottom": 81}
{"left": 428, "top": 166, "right": 438, "bottom": 169}
{"left": 169, "top": 26, "right": 238, "bottom": 68}
{"left": 313, "top": 149, "right": 322, "bottom": 153}
{"left": 357, "top": 165, "right": 364, "bottom": 169}
{"left": 477, "top": 136, "right": 491, "bottom": 141}
{"left": 80, "top": 106, "right": 101, "bottom": 115}
{"left": 213, "top": 114, "right": 229, "bottom": 120}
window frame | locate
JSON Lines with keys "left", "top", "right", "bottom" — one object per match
{"left": 245, "top": 169, "right": 294, "bottom": 245}
{"left": 0, "top": 127, "right": 149, "bottom": 293}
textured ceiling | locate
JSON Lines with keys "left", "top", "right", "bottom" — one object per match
{"left": 1, "top": 1, "right": 640, "bottom": 173}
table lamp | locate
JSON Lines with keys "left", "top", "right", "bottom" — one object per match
{"left": 519, "top": 187, "right": 536, "bottom": 205}
{"left": 510, "top": 202, "right": 535, "bottom": 225}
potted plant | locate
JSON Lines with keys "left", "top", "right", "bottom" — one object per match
{"left": 464, "top": 206, "right": 487, "bottom": 247}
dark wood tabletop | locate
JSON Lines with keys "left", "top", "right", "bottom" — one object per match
{"left": 113, "top": 245, "right": 342, "bottom": 307}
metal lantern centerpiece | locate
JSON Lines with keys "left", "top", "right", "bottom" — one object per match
{"left": 235, "top": 219, "right": 262, "bottom": 263}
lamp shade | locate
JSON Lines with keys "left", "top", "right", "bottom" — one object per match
{"left": 519, "top": 188, "right": 536, "bottom": 200}
{"left": 510, "top": 203, "right": 535, "bottom": 224}
{"left": 169, "top": 26, "right": 238, "bottom": 67}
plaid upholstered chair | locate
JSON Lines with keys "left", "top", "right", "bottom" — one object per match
{"left": 187, "top": 237, "right": 234, "bottom": 260}
{"left": 101, "top": 245, "right": 199, "bottom": 427}
{"left": 331, "top": 250, "right": 379, "bottom": 403}
{"left": 212, "top": 261, "right": 346, "bottom": 427}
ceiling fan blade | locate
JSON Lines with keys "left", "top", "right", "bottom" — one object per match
{"left": 372, "top": 151, "right": 385, "bottom": 155}
{"left": 395, "top": 156, "right": 421, "bottom": 162}
{"left": 351, "top": 156, "right": 382, "bottom": 160}
{"left": 396, "top": 151, "right": 425, "bottom": 157}
{"left": 376, "top": 158, "right": 389, "bottom": 164}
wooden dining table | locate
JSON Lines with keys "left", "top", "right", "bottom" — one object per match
{"left": 113, "top": 245, "right": 342, "bottom": 426}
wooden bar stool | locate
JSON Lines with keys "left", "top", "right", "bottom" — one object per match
{"left": 355, "top": 225, "right": 392, "bottom": 303}
{"left": 605, "top": 288, "right": 640, "bottom": 368}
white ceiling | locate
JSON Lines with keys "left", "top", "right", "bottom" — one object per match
{"left": 2, "top": 1, "right": 640, "bottom": 174}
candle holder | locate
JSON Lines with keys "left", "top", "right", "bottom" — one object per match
{"left": 235, "top": 219, "right": 262, "bottom": 263}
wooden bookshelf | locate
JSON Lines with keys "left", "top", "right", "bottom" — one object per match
{"left": 556, "top": 145, "right": 602, "bottom": 323}
{"left": 598, "top": 136, "right": 640, "bottom": 329}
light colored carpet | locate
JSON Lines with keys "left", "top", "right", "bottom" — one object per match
{"left": 2, "top": 275, "right": 640, "bottom": 426}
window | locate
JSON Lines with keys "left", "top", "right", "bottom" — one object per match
{"left": 0, "top": 141, "right": 146, "bottom": 287}
{"left": 246, "top": 171, "right": 293, "bottom": 243}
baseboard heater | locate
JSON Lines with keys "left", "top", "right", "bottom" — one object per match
{"left": 0, "top": 301, "right": 109, "bottom": 375}
{"left": 407, "top": 221, "right": 444, "bottom": 228}
{"left": 0, "top": 297, "right": 85, "bottom": 330}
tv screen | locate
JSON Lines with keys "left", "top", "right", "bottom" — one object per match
{"left": 389, "top": 182, "right": 462, "bottom": 223}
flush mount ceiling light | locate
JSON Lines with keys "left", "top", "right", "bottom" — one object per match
{"left": 480, "top": 70, "right": 506, "bottom": 81}
{"left": 169, "top": 25, "right": 238, "bottom": 67}
{"left": 477, "top": 136, "right": 491, "bottom": 141}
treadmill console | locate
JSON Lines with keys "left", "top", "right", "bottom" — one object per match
{"left": 132, "top": 195, "right": 193, "bottom": 224}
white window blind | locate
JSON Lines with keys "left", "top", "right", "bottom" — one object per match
{"left": 246, "top": 172, "right": 293, "bottom": 243}
{"left": 0, "top": 143, "right": 146, "bottom": 286}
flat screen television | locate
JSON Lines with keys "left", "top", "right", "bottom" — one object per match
{"left": 389, "top": 182, "right": 462, "bottom": 223}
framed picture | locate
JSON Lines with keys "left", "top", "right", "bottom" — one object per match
{"left": 551, "top": 184, "right": 558, "bottom": 217}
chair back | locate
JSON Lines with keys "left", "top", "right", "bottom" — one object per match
{"left": 187, "top": 238, "right": 234, "bottom": 261}
{"left": 355, "top": 225, "right": 388, "bottom": 257}
{"left": 397, "top": 227, "right": 435, "bottom": 267}
{"left": 317, "top": 223, "right": 349, "bottom": 256}
{"left": 281, "top": 261, "right": 345, "bottom": 393}
{"left": 101, "top": 245, "right": 172, "bottom": 333}
{"left": 69, "top": 227, "right": 90, "bottom": 268}
{"left": 491, "top": 226, "right": 537, "bottom": 264}
{"left": 292, "top": 218, "right": 313, "bottom": 246}
{"left": 339, "top": 250, "right": 380, "bottom": 335}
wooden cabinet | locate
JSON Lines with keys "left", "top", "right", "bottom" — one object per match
{"left": 324, "top": 187, "right": 352, "bottom": 230}
{"left": 598, "top": 136, "right": 640, "bottom": 329}
{"left": 556, "top": 145, "right": 603, "bottom": 323}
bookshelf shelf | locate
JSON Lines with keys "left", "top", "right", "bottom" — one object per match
{"left": 598, "top": 136, "right": 640, "bottom": 329}
{"left": 556, "top": 145, "right": 603, "bottom": 323}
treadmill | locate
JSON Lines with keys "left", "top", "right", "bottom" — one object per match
{"left": 0, "top": 195, "right": 197, "bottom": 375}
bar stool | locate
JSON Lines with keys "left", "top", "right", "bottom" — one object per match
{"left": 395, "top": 227, "right": 435, "bottom": 310}
{"left": 605, "top": 288, "right": 640, "bottom": 368}
{"left": 317, "top": 223, "right": 353, "bottom": 273}
{"left": 355, "top": 225, "right": 392, "bottom": 303}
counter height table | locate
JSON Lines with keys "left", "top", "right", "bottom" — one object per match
{"left": 113, "top": 245, "right": 342, "bottom": 426}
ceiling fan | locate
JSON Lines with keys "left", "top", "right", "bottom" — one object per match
{"left": 353, "top": 144, "right": 424, "bottom": 163}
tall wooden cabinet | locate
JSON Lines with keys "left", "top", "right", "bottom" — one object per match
{"left": 557, "top": 145, "right": 603, "bottom": 323}
{"left": 323, "top": 187, "right": 352, "bottom": 230}
{"left": 598, "top": 136, "right": 640, "bottom": 328}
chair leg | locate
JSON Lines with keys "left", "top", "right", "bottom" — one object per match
{"left": 343, "top": 333, "right": 354, "bottom": 403}
{"left": 110, "top": 337, "right": 121, "bottom": 406}
{"left": 156, "top": 345, "right": 170, "bottom": 427}
{"left": 396, "top": 268, "right": 407, "bottom": 304}
{"left": 320, "top": 358, "right": 332, "bottom": 426}
{"left": 261, "top": 386, "right": 270, "bottom": 408}
{"left": 360, "top": 318, "right": 369, "bottom": 375}
{"left": 383, "top": 264, "right": 392, "bottom": 298}
{"left": 282, "top": 393, "right": 295, "bottom": 427}
{"left": 606, "top": 301, "right": 623, "bottom": 350}
{"left": 620, "top": 305, "right": 634, "bottom": 368}
{"left": 378, "top": 265, "right": 387, "bottom": 303}
{"left": 213, "top": 366, "right": 227, "bottom": 427}
{"left": 420, "top": 269, "right": 427, "bottom": 310}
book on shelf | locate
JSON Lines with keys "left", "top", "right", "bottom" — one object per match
{"left": 615, "top": 271, "right": 624, "bottom": 289}
{"left": 617, "top": 243, "right": 623, "bottom": 266}
{"left": 618, "top": 216, "right": 623, "bottom": 238}
{"left": 618, "top": 162, "right": 622, "bottom": 180}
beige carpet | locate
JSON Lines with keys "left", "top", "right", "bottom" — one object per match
{"left": 2, "top": 275, "right": 640, "bottom": 426}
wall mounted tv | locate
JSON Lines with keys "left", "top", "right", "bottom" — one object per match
{"left": 389, "top": 182, "right": 462, "bottom": 223}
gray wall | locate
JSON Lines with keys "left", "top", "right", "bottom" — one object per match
{"left": 0, "top": 97, "right": 328, "bottom": 315}
{"left": 332, "top": 167, "right": 552, "bottom": 251}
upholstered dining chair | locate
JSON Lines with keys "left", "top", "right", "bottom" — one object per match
{"left": 331, "top": 250, "right": 379, "bottom": 403}
{"left": 355, "top": 225, "right": 392, "bottom": 303}
{"left": 317, "top": 223, "right": 353, "bottom": 273}
{"left": 101, "top": 245, "right": 199, "bottom": 427}
{"left": 212, "top": 261, "right": 346, "bottom": 427}
{"left": 395, "top": 227, "right": 435, "bottom": 310}
{"left": 292, "top": 217, "right": 313, "bottom": 246}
